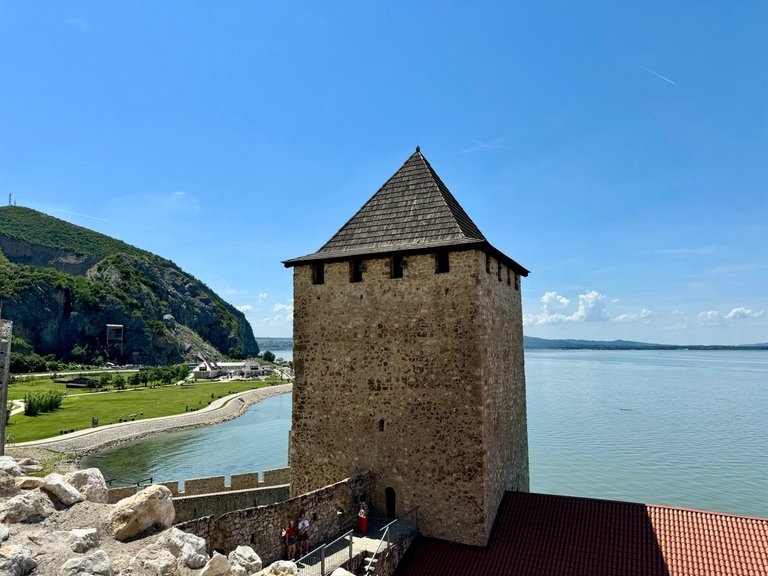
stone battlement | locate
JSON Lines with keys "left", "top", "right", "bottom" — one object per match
{"left": 107, "top": 466, "right": 291, "bottom": 503}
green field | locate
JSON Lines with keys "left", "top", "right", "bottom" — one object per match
{"left": 6, "top": 377, "right": 286, "bottom": 442}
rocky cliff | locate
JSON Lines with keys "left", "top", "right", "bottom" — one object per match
{"left": 0, "top": 206, "right": 258, "bottom": 365}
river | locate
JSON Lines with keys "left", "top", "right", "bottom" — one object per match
{"left": 84, "top": 350, "right": 768, "bottom": 517}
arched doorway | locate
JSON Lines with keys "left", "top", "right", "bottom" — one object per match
{"left": 385, "top": 487, "right": 396, "bottom": 518}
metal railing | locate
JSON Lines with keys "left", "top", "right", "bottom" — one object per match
{"left": 296, "top": 529, "right": 354, "bottom": 576}
{"left": 364, "top": 507, "right": 419, "bottom": 575}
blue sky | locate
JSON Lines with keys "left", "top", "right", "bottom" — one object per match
{"left": 1, "top": 2, "right": 766, "bottom": 344}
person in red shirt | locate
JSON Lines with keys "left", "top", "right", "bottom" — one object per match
{"left": 282, "top": 519, "right": 297, "bottom": 559}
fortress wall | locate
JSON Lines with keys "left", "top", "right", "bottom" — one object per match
{"left": 180, "top": 472, "right": 371, "bottom": 562}
{"left": 477, "top": 253, "right": 529, "bottom": 539}
{"left": 107, "top": 466, "right": 292, "bottom": 503}
{"left": 173, "top": 485, "right": 290, "bottom": 524}
{"left": 290, "top": 250, "right": 493, "bottom": 546}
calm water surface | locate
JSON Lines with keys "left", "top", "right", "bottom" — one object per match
{"left": 85, "top": 350, "right": 767, "bottom": 517}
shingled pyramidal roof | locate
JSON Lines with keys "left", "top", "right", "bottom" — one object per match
{"left": 284, "top": 148, "right": 528, "bottom": 275}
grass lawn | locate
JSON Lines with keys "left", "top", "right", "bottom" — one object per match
{"left": 6, "top": 378, "right": 285, "bottom": 442}
{"left": 7, "top": 377, "right": 103, "bottom": 400}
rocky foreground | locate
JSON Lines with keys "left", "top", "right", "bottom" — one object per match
{"left": 0, "top": 456, "right": 306, "bottom": 576}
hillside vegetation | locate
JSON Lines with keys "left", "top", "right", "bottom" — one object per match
{"left": 0, "top": 206, "right": 258, "bottom": 367}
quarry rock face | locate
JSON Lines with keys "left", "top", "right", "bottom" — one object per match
{"left": 108, "top": 484, "right": 175, "bottom": 541}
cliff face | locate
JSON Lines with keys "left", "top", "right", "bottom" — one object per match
{"left": 0, "top": 206, "right": 258, "bottom": 365}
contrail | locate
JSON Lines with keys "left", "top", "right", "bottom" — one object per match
{"left": 641, "top": 66, "right": 675, "bottom": 84}
{"left": 26, "top": 203, "right": 107, "bottom": 222}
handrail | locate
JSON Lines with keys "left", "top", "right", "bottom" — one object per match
{"left": 296, "top": 529, "right": 354, "bottom": 575}
{"left": 364, "top": 507, "right": 419, "bottom": 575}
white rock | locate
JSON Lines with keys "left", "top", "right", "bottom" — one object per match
{"left": 133, "top": 543, "right": 178, "bottom": 575}
{"left": 16, "top": 459, "right": 42, "bottom": 474}
{"left": 0, "top": 470, "right": 20, "bottom": 497}
{"left": 260, "top": 560, "right": 298, "bottom": 575}
{"left": 15, "top": 477, "right": 44, "bottom": 491}
{"left": 66, "top": 468, "right": 109, "bottom": 503}
{"left": 0, "top": 523, "right": 8, "bottom": 541}
{"left": 30, "top": 527, "right": 100, "bottom": 553}
{"left": 0, "top": 544, "right": 37, "bottom": 576}
{"left": 200, "top": 552, "right": 230, "bottom": 576}
{"left": 108, "top": 484, "right": 175, "bottom": 541}
{"left": 156, "top": 526, "right": 208, "bottom": 568}
{"left": 0, "top": 489, "right": 54, "bottom": 523}
{"left": 330, "top": 569, "right": 356, "bottom": 576}
{"left": 229, "top": 545, "right": 262, "bottom": 574}
{"left": 60, "top": 550, "right": 114, "bottom": 576}
{"left": 0, "top": 456, "right": 23, "bottom": 477}
{"left": 40, "top": 473, "right": 85, "bottom": 506}
{"left": 89, "top": 549, "right": 114, "bottom": 576}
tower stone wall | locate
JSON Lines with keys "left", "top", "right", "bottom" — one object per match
{"left": 289, "top": 249, "right": 527, "bottom": 546}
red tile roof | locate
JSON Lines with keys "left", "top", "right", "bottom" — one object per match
{"left": 396, "top": 492, "right": 768, "bottom": 576}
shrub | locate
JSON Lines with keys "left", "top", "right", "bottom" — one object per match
{"left": 24, "top": 390, "right": 64, "bottom": 416}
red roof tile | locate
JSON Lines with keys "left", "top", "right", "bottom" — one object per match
{"left": 396, "top": 492, "right": 768, "bottom": 576}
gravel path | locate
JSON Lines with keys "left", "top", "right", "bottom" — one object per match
{"left": 13, "top": 383, "right": 292, "bottom": 459}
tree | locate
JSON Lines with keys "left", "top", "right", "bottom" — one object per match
{"left": 228, "top": 346, "right": 245, "bottom": 360}
{"left": 113, "top": 374, "right": 126, "bottom": 390}
{"left": 99, "top": 372, "right": 113, "bottom": 388}
{"left": 262, "top": 350, "right": 276, "bottom": 363}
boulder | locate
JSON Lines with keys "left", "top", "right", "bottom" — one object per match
{"left": 0, "top": 523, "right": 8, "bottom": 541}
{"left": 0, "top": 544, "right": 37, "bottom": 576}
{"left": 15, "top": 477, "right": 44, "bottom": 491}
{"left": 61, "top": 550, "right": 114, "bottom": 576}
{"left": 0, "top": 490, "right": 54, "bottom": 523}
{"left": 108, "top": 484, "right": 175, "bottom": 541}
{"left": 15, "top": 459, "right": 42, "bottom": 474}
{"left": 259, "top": 560, "right": 298, "bottom": 575}
{"left": 28, "top": 527, "right": 99, "bottom": 553}
{"left": 132, "top": 543, "right": 178, "bottom": 575}
{"left": 66, "top": 468, "right": 109, "bottom": 503}
{"left": 0, "top": 456, "right": 22, "bottom": 477}
{"left": 0, "top": 470, "right": 20, "bottom": 498}
{"left": 229, "top": 545, "right": 262, "bottom": 574}
{"left": 200, "top": 552, "right": 230, "bottom": 576}
{"left": 40, "top": 473, "right": 85, "bottom": 506}
{"left": 156, "top": 527, "right": 208, "bottom": 569}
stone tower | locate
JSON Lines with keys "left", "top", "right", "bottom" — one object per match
{"left": 284, "top": 149, "right": 529, "bottom": 546}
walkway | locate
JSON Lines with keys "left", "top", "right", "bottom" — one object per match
{"left": 14, "top": 384, "right": 292, "bottom": 455}
{"left": 297, "top": 517, "right": 418, "bottom": 576}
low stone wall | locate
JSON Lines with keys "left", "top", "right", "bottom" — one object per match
{"left": 173, "top": 485, "right": 290, "bottom": 524}
{"left": 107, "top": 467, "right": 291, "bottom": 503}
{"left": 179, "top": 471, "right": 372, "bottom": 565}
{"left": 370, "top": 532, "right": 418, "bottom": 576}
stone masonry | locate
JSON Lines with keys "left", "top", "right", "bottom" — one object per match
{"left": 284, "top": 149, "right": 529, "bottom": 547}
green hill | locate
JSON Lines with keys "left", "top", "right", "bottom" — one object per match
{"left": 0, "top": 206, "right": 258, "bottom": 368}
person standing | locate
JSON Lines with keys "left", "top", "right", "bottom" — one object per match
{"left": 283, "top": 519, "right": 297, "bottom": 560}
{"left": 358, "top": 502, "right": 368, "bottom": 535}
{"left": 297, "top": 509, "right": 310, "bottom": 556}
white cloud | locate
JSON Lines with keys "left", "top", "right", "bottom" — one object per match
{"left": 724, "top": 307, "right": 764, "bottom": 320}
{"left": 258, "top": 293, "right": 268, "bottom": 301}
{"left": 572, "top": 291, "right": 609, "bottom": 322}
{"left": 236, "top": 304, "right": 253, "bottom": 312}
{"left": 524, "top": 290, "right": 609, "bottom": 325}
{"left": 613, "top": 309, "right": 653, "bottom": 323}
{"left": 697, "top": 311, "right": 722, "bottom": 325}
{"left": 273, "top": 303, "right": 293, "bottom": 313}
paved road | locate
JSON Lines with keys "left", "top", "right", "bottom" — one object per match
{"left": 14, "top": 384, "right": 292, "bottom": 456}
